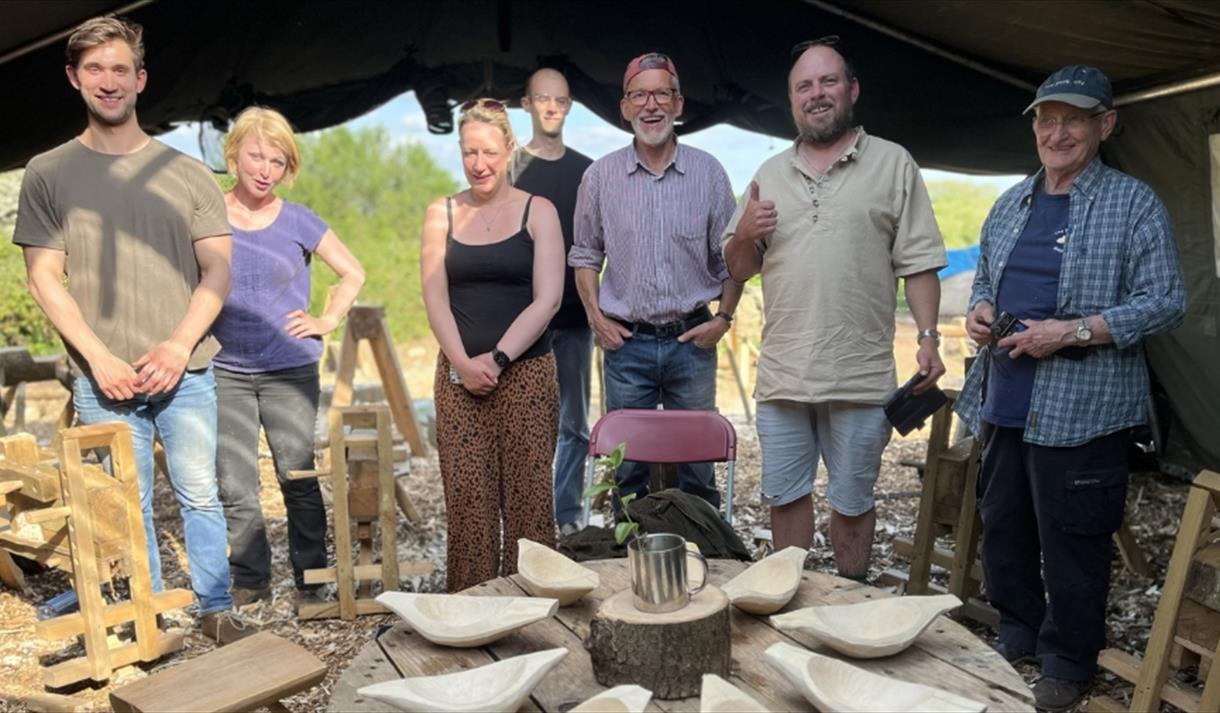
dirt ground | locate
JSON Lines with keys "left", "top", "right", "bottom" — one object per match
{"left": 0, "top": 305, "right": 1197, "bottom": 711}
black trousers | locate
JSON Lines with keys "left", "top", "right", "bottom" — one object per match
{"left": 216, "top": 364, "right": 327, "bottom": 590}
{"left": 978, "top": 423, "right": 1128, "bottom": 681}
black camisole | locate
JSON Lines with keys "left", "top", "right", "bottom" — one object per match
{"left": 444, "top": 195, "right": 551, "bottom": 361}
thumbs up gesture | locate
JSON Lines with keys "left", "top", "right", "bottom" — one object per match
{"left": 735, "top": 181, "right": 778, "bottom": 243}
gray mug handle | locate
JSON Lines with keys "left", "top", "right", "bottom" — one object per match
{"left": 686, "top": 551, "right": 709, "bottom": 595}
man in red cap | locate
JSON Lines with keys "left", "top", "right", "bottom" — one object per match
{"left": 570, "top": 52, "right": 741, "bottom": 515}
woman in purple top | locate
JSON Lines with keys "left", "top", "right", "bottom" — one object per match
{"left": 213, "top": 107, "right": 365, "bottom": 610}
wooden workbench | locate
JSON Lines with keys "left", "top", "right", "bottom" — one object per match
{"left": 328, "top": 558, "right": 1034, "bottom": 711}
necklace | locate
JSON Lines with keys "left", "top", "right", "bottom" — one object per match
{"left": 475, "top": 201, "right": 507, "bottom": 232}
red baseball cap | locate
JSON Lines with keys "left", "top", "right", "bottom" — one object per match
{"left": 623, "top": 52, "right": 678, "bottom": 92}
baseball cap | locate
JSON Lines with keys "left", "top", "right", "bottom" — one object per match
{"left": 623, "top": 52, "right": 678, "bottom": 92}
{"left": 1024, "top": 65, "right": 1113, "bottom": 114}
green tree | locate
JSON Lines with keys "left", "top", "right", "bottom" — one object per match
{"left": 278, "top": 127, "right": 458, "bottom": 343}
{"left": 0, "top": 169, "right": 60, "bottom": 354}
{"left": 926, "top": 180, "right": 998, "bottom": 249}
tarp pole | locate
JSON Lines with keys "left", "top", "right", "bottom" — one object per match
{"left": 1115, "top": 71, "right": 1220, "bottom": 106}
{"left": 0, "top": 0, "right": 157, "bottom": 67}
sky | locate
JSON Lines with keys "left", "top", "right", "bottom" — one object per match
{"left": 160, "top": 90, "right": 1025, "bottom": 196}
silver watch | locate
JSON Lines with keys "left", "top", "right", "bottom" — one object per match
{"left": 917, "top": 328, "right": 941, "bottom": 345}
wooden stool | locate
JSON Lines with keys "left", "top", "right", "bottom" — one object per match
{"left": 292, "top": 406, "right": 431, "bottom": 620}
{"left": 109, "top": 632, "right": 327, "bottom": 712}
{"left": 1090, "top": 469, "right": 1220, "bottom": 712}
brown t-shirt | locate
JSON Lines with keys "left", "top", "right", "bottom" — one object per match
{"left": 13, "top": 138, "right": 230, "bottom": 375}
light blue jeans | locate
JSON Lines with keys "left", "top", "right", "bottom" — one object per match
{"left": 602, "top": 332, "right": 720, "bottom": 508}
{"left": 552, "top": 325, "right": 593, "bottom": 527}
{"left": 73, "top": 367, "right": 233, "bottom": 615}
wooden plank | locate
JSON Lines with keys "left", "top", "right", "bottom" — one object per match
{"left": 366, "top": 313, "right": 429, "bottom": 456}
{"left": 1099, "top": 648, "right": 1201, "bottom": 712}
{"left": 891, "top": 536, "right": 984, "bottom": 582}
{"left": 1114, "top": 521, "right": 1151, "bottom": 577}
{"left": 303, "top": 561, "right": 432, "bottom": 585}
{"left": 948, "top": 442, "right": 982, "bottom": 600}
{"left": 108, "top": 423, "right": 162, "bottom": 662}
{"left": 109, "top": 632, "right": 326, "bottom": 713}
{"left": 908, "top": 401, "right": 954, "bottom": 595}
{"left": 25, "top": 691, "right": 91, "bottom": 712}
{"left": 376, "top": 408, "right": 399, "bottom": 591}
{"left": 35, "top": 589, "right": 193, "bottom": 639}
{"left": 330, "top": 409, "right": 356, "bottom": 620}
{"left": 331, "top": 323, "right": 360, "bottom": 411}
{"left": 61, "top": 422, "right": 137, "bottom": 451}
{"left": 1130, "top": 481, "right": 1216, "bottom": 712}
{"left": 1, "top": 432, "right": 40, "bottom": 461}
{"left": 44, "top": 631, "right": 183, "bottom": 688}
{"left": 1086, "top": 694, "right": 1129, "bottom": 712}
{"left": 57, "top": 434, "right": 111, "bottom": 682}
{"left": 325, "top": 632, "right": 403, "bottom": 713}
{"left": 1176, "top": 598, "right": 1220, "bottom": 658}
{"left": 297, "top": 596, "right": 386, "bottom": 620}
{"left": 0, "top": 549, "right": 26, "bottom": 590}
{"left": 0, "top": 461, "right": 60, "bottom": 501}
{"left": 394, "top": 475, "right": 422, "bottom": 524}
{"left": 24, "top": 506, "right": 71, "bottom": 524}
{"left": 1186, "top": 542, "right": 1220, "bottom": 613}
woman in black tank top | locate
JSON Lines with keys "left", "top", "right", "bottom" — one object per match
{"left": 420, "top": 98, "right": 566, "bottom": 592}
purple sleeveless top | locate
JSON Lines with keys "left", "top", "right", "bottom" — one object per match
{"left": 212, "top": 201, "right": 327, "bottom": 373}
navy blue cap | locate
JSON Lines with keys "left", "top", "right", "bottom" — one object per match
{"left": 1024, "top": 65, "right": 1113, "bottom": 114}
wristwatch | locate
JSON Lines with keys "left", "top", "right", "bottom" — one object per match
{"left": 492, "top": 347, "right": 512, "bottom": 369}
{"left": 715, "top": 311, "right": 734, "bottom": 325}
{"left": 1075, "top": 319, "right": 1092, "bottom": 344}
{"left": 917, "top": 328, "right": 941, "bottom": 345}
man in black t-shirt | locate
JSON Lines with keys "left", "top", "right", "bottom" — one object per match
{"left": 510, "top": 68, "right": 594, "bottom": 536}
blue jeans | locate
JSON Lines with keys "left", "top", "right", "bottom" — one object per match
{"left": 602, "top": 333, "right": 720, "bottom": 508}
{"left": 73, "top": 367, "right": 233, "bottom": 615}
{"left": 552, "top": 326, "right": 593, "bottom": 527}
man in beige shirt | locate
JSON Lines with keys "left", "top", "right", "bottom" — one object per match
{"left": 723, "top": 37, "right": 946, "bottom": 579}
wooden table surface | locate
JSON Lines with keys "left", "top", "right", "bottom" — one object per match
{"left": 328, "top": 558, "right": 1035, "bottom": 711}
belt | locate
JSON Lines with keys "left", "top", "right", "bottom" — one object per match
{"left": 616, "top": 306, "right": 712, "bottom": 339}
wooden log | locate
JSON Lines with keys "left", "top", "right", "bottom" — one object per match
{"left": 1186, "top": 542, "right": 1220, "bottom": 613}
{"left": 586, "top": 585, "right": 730, "bottom": 699}
{"left": 24, "top": 691, "right": 91, "bottom": 713}
{"left": 394, "top": 475, "right": 422, "bottom": 524}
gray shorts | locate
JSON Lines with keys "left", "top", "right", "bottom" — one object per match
{"left": 756, "top": 399, "right": 892, "bottom": 515}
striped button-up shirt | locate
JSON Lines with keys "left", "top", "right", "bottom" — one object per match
{"left": 955, "top": 157, "right": 1185, "bottom": 446}
{"left": 570, "top": 141, "right": 735, "bottom": 323}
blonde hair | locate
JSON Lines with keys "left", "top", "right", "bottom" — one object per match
{"left": 66, "top": 16, "right": 144, "bottom": 70}
{"left": 458, "top": 98, "right": 516, "bottom": 153}
{"left": 223, "top": 107, "right": 303, "bottom": 186}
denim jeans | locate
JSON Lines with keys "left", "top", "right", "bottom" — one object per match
{"left": 602, "top": 332, "right": 720, "bottom": 508}
{"left": 552, "top": 325, "right": 593, "bottom": 527}
{"left": 72, "top": 367, "right": 232, "bottom": 615}
{"left": 215, "top": 364, "right": 326, "bottom": 590}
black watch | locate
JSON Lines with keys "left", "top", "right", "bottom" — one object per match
{"left": 715, "top": 311, "right": 734, "bottom": 325}
{"left": 492, "top": 348, "right": 512, "bottom": 369}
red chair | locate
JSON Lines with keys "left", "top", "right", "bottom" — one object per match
{"left": 581, "top": 408, "right": 738, "bottom": 526}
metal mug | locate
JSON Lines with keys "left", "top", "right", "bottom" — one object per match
{"left": 627, "top": 533, "right": 709, "bottom": 613}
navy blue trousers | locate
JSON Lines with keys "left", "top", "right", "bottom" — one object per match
{"left": 978, "top": 424, "right": 1128, "bottom": 681}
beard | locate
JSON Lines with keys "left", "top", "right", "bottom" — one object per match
{"left": 84, "top": 95, "right": 137, "bottom": 127}
{"left": 631, "top": 112, "right": 675, "bottom": 147}
{"left": 795, "top": 99, "right": 854, "bottom": 145}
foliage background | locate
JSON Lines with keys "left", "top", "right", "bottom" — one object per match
{"left": 0, "top": 128, "right": 993, "bottom": 355}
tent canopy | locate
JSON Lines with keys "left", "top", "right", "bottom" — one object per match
{"left": 2, "top": 0, "right": 1217, "bottom": 471}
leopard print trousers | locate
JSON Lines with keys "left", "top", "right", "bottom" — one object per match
{"left": 434, "top": 352, "right": 558, "bottom": 592}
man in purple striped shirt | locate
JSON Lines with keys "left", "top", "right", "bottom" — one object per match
{"left": 570, "top": 52, "right": 741, "bottom": 513}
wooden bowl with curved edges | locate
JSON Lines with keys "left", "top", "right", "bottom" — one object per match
{"left": 570, "top": 684, "right": 653, "bottom": 713}
{"left": 764, "top": 642, "right": 987, "bottom": 713}
{"left": 719, "top": 546, "right": 808, "bottom": 615}
{"left": 770, "top": 593, "right": 961, "bottom": 658}
{"left": 699, "top": 673, "right": 768, "bottom": 712}
{"left": 516, "top": 538, "right": 600, "bottom": 606}
{"left": 356, "top": 647, "right": 568, "bottom": 712}
{"left": 377, "top": 591, "right": 559, "bottom": 648}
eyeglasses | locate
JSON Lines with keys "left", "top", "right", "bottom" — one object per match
{"left": 460, "top": 98, "right": 507, "bottom": 113}
{"left": 1033, "top": 110, "right": 1109, "bottom": 132}
{"left": 790, "top": 35, "right": 841, "bottom": 60}
{"left": 625, "top": 88, "right": 677, "bottom": 107}
{"left": 530, "top": 93, "right": 572, "bottom": 108}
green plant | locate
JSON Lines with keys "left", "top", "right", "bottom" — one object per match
{"left": 580, "top": 442, "right": 639, "bottom": 544}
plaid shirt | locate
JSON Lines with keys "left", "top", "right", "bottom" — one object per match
{"left": 956, "top": 157, "right": 1185, "bottom": 446}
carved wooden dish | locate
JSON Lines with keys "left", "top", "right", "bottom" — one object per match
{"left": 719, "top": 546, "right": 807, "bottom": 615}
{"left": 770, "top": 593, "right": 961, "bottom": 658}
{"left": 570, "top": 684, "right": 653, "bottom": 712}
{"left": 516, "top": 538, "right": 600, "bottom": 606}
{"left": 764, "top": 642, "right": 987, "bottom": 712}
{"left": 377, "top": 591, "right": 559, "bottom": 647}
{"left": 699, "top": 674, "right": 768, "bottom": 712}
{"left": 357, "top": 647, "right": 568, "bottom": 712}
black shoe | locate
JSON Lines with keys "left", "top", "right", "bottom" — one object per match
{"left": 994, "top": 641, "right": 1037, "bottom": 666}
{"left": 1032, "top": 676, "right": 1091, "bottom": 712}
{"left": 231, "top": 585, "right": 271, "bottom": 609}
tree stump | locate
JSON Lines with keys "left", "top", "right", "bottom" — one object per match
{"left": 586, "top": 586, "right": 730, "bottom": 699}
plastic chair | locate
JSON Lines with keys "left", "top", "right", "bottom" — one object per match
{"left": 581, "top": 408, "right": 737, "bottom": 526}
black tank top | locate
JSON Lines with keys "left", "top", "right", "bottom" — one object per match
{"left": 444, "top": 195, "right": 551, "bottom": 361}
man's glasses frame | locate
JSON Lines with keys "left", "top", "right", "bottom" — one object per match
{"left": 624, "top": 88, "right": 677, "bottom": 107}
{"left": 529, "top": 93, "right": 572, "bottom": 109}
{"left": 1033, "top": 109, "right": 1111, "bottom": 132}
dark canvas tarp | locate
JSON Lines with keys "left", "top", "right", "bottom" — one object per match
{"left": 0, "top": 0, "right": 1216, "bottom": 471}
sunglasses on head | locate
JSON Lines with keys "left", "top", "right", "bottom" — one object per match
{"left": 637, "top": 53, "right": 672, "bottom": 71}
{"left": 460, "top": 98, "right": 507, "bottom": 113}
{"left": 790, "top": 35, "right": 842, "bottom": 60}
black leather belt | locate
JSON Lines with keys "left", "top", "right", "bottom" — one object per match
{"left": 616, "top": 306, "right": 712, "bottom": 339}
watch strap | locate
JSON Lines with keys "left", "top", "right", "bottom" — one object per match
{"left": 715, "top": 311, "right": 734, "bottom": 325}
{"left": 917, "top": 328, "right": 941, "bottom": 344}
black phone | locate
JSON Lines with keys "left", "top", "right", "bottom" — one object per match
{"left": 991, "top": 311, "right": 1026, "bottom": 341}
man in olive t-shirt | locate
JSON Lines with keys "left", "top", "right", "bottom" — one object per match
{"left": 13, "top": 17, "right": 250, "bottom": 644}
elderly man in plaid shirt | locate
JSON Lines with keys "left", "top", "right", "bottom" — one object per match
{"left": 955, "top": 65, "right": 1185, "bottom": 712}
